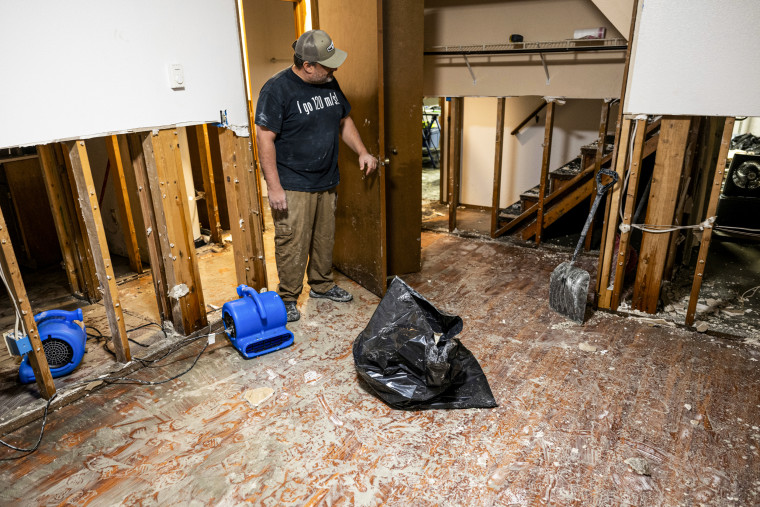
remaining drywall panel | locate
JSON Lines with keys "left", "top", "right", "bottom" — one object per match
{"left": 424, "top": 0, "right": 626, "bottom": 99}
{"left": 460, "top": 97, "right": 601, "bottom": 207}
{"left": 625, "top": 0, "right": 760, "bottom": 116}
{"left": 0, "top": 0, "right": 248, "bottom": 149}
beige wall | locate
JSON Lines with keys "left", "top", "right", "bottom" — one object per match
{"left": 424, "top": 0, "right": 626, "bottom": 98}
{"left": 243, "top": 0, "right": 296, "bottom": 111}
{"left": 459, "top": 97, "right": 612, "bottom": 207}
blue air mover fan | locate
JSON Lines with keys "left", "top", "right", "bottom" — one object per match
{"left": 222, "top": 285, "right": 294, "bottom": 359}
{"left": 19, "top": 308, "right": 87, "bottom": 384}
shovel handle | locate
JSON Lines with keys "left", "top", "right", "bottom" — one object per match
{"left": 570, "top": 168, "right": 619, "bottom": 263}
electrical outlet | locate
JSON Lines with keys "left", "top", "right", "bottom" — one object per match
{"left": 4, "top": 331, "right": 32, "bottom": 357}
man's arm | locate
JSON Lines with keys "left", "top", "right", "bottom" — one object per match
{"left": 256, "top": 125, "right": 288, "bottom": 211}
{"left": 340, "top": 116, "right": 378, "bottom": 176}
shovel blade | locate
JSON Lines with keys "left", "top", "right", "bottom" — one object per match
{"left": 549, "top": 261, "right": 590, "bottom": 323}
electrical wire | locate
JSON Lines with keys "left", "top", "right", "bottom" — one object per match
{"left": 0, "top": 394, "right": 57, "bottom": 456}
{"left": 0, "top": 327, "right": 217, "bottom": 456}
{"left": 0, "top": 261, "right": 28, "bottom": 347}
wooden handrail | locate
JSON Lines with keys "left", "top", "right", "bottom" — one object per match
{"left": 510, "top": 100, "right": 548, "bottom": 136}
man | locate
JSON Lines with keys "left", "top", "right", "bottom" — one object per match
{"left": 255, "top": 29, "right": 377, "bottom": 322}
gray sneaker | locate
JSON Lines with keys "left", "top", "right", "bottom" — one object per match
{"left": 309, "top": 285, "right": 353, "bottom": 302}
{"left": 284, "top": 301, "right": 300, "bottom": 322}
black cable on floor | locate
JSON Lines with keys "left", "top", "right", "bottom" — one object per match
{"left": 0, "top": 330, "right": 214, "bottom": 457}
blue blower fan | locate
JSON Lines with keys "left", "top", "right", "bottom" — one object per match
{"left": 222, "top": 285, "right": 294, "bottom": 359}
{"left": 19, "top": 308, "right": 87, "bottom": 384}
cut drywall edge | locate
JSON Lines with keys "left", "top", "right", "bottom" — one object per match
{"left": 3, "top": 121, "right": 249, "bottom": 150}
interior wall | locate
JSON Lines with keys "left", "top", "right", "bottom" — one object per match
{"left": 460, "top": 97, "right": 603, "bottom": 207}
{"left": 423, "top": 0, "right": 626, "bottom": 98}
{"left": 625, "top": 0, "right": 760, "bottom": 116}
{"left": 0, "top": 0, "right": 249, "bottom": 149}
{"left": 244, "top": 0, "right": 295, "bottom": 113}
{"left": 243, "top": 0, "right": 295, "bottom": 198}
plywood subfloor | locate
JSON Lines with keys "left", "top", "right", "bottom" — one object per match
{"left": 1, "top": 232, "right": 759, "bottom": 505}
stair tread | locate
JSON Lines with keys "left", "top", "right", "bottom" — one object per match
{"left": 499, "top": 202, "right": 523, "bottom": 219}
{"left": 551, "top": 157, "right": 582, "bottom": 178}
{"left": 520, "top": 186, "right": 540, "bottom": 199}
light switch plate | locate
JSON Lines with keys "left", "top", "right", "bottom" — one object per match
{"left": 168, "top": 63, "right": 185, "bottom": 90}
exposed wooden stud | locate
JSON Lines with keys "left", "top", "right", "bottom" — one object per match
{"left": 58, "top": 143, "right": 101, "bottom": 302}
{"left": 0, "top": 205, "right": 56, "bottom": 399}
{"left": 218, "top": 128, "right": 268, "bottom": 290}
{"left": 685, "top": 117, "right": 735, "bottom": 327}
{"left": 631, "top": 117, "right": 693, "bottom": 314}
{"left": 682, "top": 117, "right": 724, "bottom": 267}
{"left": 596, "top": 118, "right": 632, "bottom": 309}
{"left": 584, "top": 99, "right": 612, "bottom": 251}
{"left": 610, "top": 118, "right": 647, "bottom": 310}
{"left": 105, "top": 135, "right": 143, "bottom": 274}
{"left": 144, "top": 131, "right": 208, "bottom": 335}
{"left": 596, "top": 0, "right": 640, "bottom": 308}
{"left": 438, "top": 97, "right": 446, "bottom": 205}
{"left": 128, "top": 133, "right": 172, "bottom": 324}
{"left": 535, "top": 100, "right": 555, "bottom": 246}
{"left": 447, "top": 98, "right": 463, "bottom": 233}
{"left": 247, "top": 123, "right": 266, "bottom": 233}
{"left": 663, "top": 117, "right": 702, "bottom": 280}
{"left": 64, "top": 140, "right": 131, "bottom": 362}
{"left": 490, "top": 97, "right": 506, "bottom": 238}
{"left": 187, "top": 125, "right": 223, "bottom": 243}
{"left": 36, "top": 145, "right": 81, "bottom": 294}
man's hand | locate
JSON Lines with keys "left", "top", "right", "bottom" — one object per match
{"left": 359, "top": 152, "right": 378, "bottom": 176}
{"left": 268, "top": 186, "right": 288, "bottom": 211}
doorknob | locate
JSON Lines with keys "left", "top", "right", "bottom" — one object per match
{"left": 378, "top": 157, "right": 390, "bottom": 166}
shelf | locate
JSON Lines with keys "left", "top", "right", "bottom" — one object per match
{"left": 424, "top": 38, "right": 627, "bottom": 56}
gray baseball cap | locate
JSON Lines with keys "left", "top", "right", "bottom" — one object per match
{"left": 292, "top": 29, "right": 347, "bottom": 68}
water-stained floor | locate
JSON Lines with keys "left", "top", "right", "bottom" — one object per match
{"left": 1, "top": 232, "right": 759, "bottom": 505}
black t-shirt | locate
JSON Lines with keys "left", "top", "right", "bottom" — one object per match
{"left": 255, "top": 68, "right": 351, "bottom": 192}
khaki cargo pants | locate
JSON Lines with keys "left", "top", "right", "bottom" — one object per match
{"left": 273, "top": 189, "right": 337, "bottom": 302}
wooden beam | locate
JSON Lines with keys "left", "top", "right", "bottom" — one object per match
{"left": 143, "top": 130, "right": 208, "bottom": 335}
{"left": 447, "top": 97, "right": 463, "bottom": 233}
{"left": 535, "top": 100, "right": 556, "bottom": 246}
{"left": 596, "top": 0, "right": 640, "bottom": 308}
{"left": 682, "top": 117, "right": 724, "bottom": 267}
{"left": 0, "top": 205, "right": 56, "bottom": 399}
{"left": 64, "top": 140, "right": 131, "bottom": 362}
{"left": 58, "top": 143, "right": 101, "bottom": 302}
{"left": 663, "top": 117, "right": 702, "bottom": 280}
{"left": 685, "top": 118, "right": 735, "bottom": 327}
{"left": 490, "top": 98, "right": 506, "bottom": 238}
{"left": 106, "top": 135, "right": 143, "bottom": 274}
{"left": 610, "top": 118, "right": 647, "bottom": 310}
{"left": 631, "top": 117, "right": 692, "bottom": 314}
{"left": 523, "top": 178, "right": 594, "bottom": 241}
{"left": 37, "top": 144, "right": 81, "bottom": 295}
{"left": 217, "top": 128, "right": 268, "bottom": 290}
{"left": 128, "top": 133, "right": 172, "bottom": 324}
{"left": 596, "top": 118, "right": 632, "bottom": 309}
{"left": 438, "top": 97, "right": 446, "bottom": 205}
{"left": 584, "top": 99, "right": 612, "bottom": 251}
{"left": 187, "top": 125, "right": 223, "bottom": 243}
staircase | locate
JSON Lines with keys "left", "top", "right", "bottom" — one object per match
{"left": 495, "top": 120, "right": 662, "bottom": 242}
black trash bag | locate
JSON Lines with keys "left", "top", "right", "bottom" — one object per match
{"left": 352, "top": 277, "right": 497, "bottom": 410}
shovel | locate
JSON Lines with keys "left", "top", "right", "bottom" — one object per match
{"left": 549, "top": 167, "right": 619, "bottom": 323}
